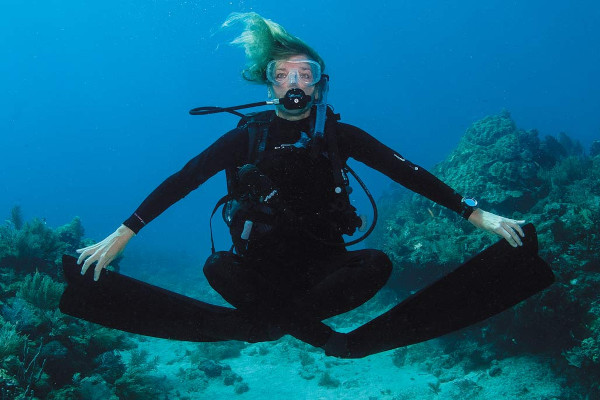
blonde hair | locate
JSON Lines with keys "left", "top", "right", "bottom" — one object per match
{"left": 222, "top": 12, "right": 325, "bottom": 84}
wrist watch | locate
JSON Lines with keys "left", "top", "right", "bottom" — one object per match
{"left": 460, "top": 197, "right": 478, "bottom": 219}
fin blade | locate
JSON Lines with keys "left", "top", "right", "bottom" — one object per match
{"left": 344, "top": 223, "right": 554, "bottom": 357}
{"left": 59, "top": 255, "right": 269, "bottom": 342}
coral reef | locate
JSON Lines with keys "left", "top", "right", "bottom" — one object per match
{"left": 369, "top": 111, "right": 600, "bottom": 396}
{"left": 0, "top": 212, "right": 161, "bottom": 399}
{"left": 0, "top": 210, "right": 86, "bottom": 279}
{"left": 15, "top": 271, "right": 64, "bottom": 311}
{"left": 0, "top": 210, "right": 253, "bottom": 398}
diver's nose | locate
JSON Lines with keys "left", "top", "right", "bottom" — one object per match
{"left": 288, "top": 70, "right": 299, "bottom": 86}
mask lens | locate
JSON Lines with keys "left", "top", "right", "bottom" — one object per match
{"left": 266, "top": 59, "right": 321, "bottom": 86}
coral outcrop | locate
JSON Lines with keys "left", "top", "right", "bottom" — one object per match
{"left": 0, "top": 212, "right": 250, "bottom": 399}
{"left": 369, "top": 111, "right": 600, "bottom": 397}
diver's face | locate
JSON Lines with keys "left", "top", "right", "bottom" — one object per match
{"left": 269, "top": 55, "right": 318, "bottom": 120}
{"left": 270, "top": 55, "right": 317, "bottom": 98}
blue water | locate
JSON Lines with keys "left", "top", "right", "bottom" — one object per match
{"left": 1, "top": 0, "right": 599, "bottom": 274}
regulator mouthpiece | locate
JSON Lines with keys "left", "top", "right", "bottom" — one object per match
{"left": 281, "top": 88, "right": 311, "bottom": 110}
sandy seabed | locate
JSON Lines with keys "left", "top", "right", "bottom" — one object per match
{"left": 134, "top": 336, "right": 564, "bottom": 400}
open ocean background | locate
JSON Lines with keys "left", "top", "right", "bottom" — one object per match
{"left": 2, "top": 1, "right": 599, "bottom": 289}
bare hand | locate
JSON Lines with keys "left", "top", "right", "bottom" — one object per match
{"left": 468, "top": 208, "right": 525, "bottom": 247}
{"left": 76, "top": 224, "right": 135, "bottom": 281}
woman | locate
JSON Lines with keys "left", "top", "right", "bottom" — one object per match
{"left": 76, "top": 12, "right": 525, "bottom": 353}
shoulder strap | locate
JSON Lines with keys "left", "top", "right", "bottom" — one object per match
{"left": 211, "top": 111, "right": 275, "bottom": 254}
{"left": 247, "top": 111, "right": 275, "bottom": 164}
{"left": 238, "top": 110, "right": 275, "bottom": 165}
{"left": 224, "top": 110, "right": 275, "bottom": 194}
{"left": 323, "top": 108, "right": 347, "bottom": 195}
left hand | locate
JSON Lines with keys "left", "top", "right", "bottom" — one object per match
{"left": 467, "top": 208, "right": 525, "bottom": 247}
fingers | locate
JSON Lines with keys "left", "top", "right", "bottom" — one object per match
{"left": 80, "top": 250, "right": 99, "bottom": 275}
{"left": 513, "top": 221, "right": 525, "bottom": 238}
{"left": 79, "top": 249, "right": 114, "bottom": 281}
{"left": 497, "top": 221, "right": 523, "bottom": 247}
{"left": 94, "top": 254, "right": 112, "bottom": 281}
{"left": 77, "top": 242, "right": 115, "bottom": 281}
{"left": 76, "top": 244, "right": 99, "bottom": 265}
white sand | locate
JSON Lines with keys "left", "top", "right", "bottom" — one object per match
{"left": 131, "top": 336, "right": 563, "bottom": 400}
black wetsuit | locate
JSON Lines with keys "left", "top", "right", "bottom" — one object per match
{"left": 122, "top": 113, "right": 471, "bottom": 347}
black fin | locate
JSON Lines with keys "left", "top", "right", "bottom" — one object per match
{"left": 335, "top": 223, "right": 554, "bottom": 358}
{"left": 60, "top": 223, "right": 554, "bottom": 356}
{"left": 59, "top": 255, "right": 273, "bottom": 343}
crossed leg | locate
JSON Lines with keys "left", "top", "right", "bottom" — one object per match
{"left": 202, "top": 249, "right": 392, "bottom": 347}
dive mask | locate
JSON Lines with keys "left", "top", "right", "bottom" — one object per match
{"left": 266, "top": 59, "right": 322, "bottom": 87}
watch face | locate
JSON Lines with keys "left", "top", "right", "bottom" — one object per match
{"left": 464, "top": 198, "right": 478, "bottom": 207}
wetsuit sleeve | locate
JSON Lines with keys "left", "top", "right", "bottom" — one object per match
{"left": 123, "top": 128, "right": 248, "bottom": 233}
{"left": 338, "top": 123, "right": 470, "bottom": 218}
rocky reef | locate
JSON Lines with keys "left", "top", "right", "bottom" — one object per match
{"left": 369, "top": 110, "right": 600, "bottom": 398}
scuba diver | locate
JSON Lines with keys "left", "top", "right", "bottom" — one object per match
{"left": 66, "top": 13, "right": 553, "bottom": 358}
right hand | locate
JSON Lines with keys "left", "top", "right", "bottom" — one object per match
{"left": 77, "top": 224, "right": 135, "bottom": 281}
{"left": 467, "top": 208, "right": 525, "bottom": 248}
